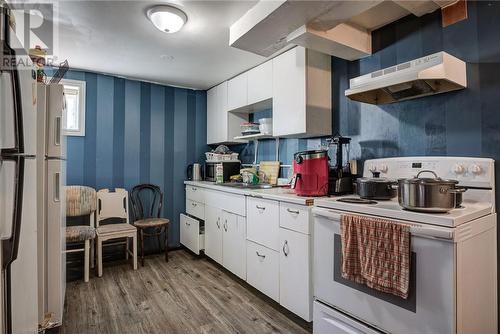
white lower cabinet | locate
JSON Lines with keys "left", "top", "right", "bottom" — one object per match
{"left": 204, "top": 205, "right": 247, "bottom": 279}
{"left": 180, "top": 214, "right": 204, "bottom": 255}
{"left": 222, "top": 211, "right": 247, "bottom": 280}
{"left": 279, "top": 228, "right": 312, "bottom": 321}
{"left": 205, "top": 205, "right": 223, "bottom": 264}
{"left": 247, "top": 197, "right": 280, "bottom": 250}
{"left": 246, "top": 240, "right": 280, "bottom": 302}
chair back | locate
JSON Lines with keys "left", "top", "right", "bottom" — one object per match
{"left": 130, "top": 184, "right": 163, "bottom": 222}
{"left": 96, "top": 188, "right": 129, "bottom": 227}
{"left": 66, "top": 186, "right": 97, "bottom": 217}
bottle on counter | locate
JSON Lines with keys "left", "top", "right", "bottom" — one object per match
{"left": 215, "top": 163, "right": 224, "bottom": 184}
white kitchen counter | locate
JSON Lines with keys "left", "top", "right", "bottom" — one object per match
{"left": 184, "top": 181, "right": 318, "bottom": 206}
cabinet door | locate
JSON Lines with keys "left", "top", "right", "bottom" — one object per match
{"left": 246, "top": 240, "right": 279, "bottom": 301}
{"left": 272, "top": 47, "right": 306, "bottom": 137}
{"left": 227, "top": 73, "right": 248, "bottom": 111}
{"left": 247, "top": 197, "right": 280, "bottom": 250}
{"left": 206, "top": 86, "right": 218, "bottom": 144}
{"left": 279, "top": 228, "right": 312, "bottom": 321}
{"left": 222, "top": 212, "right": 246, "bottom": 280}
{"left": 204, "top": 206, "right": 223, "bottom": 264}
{"left": 215, "top": 82, "right": 228, "bottom": 143}
{"left": 247, "top": 61, "right": 272, "bottom": 104}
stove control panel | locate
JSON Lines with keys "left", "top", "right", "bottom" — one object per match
{"left": 363, "top": 157, "right": 494, "bottom": 188}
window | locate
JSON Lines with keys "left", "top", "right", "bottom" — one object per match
{"left": 61, "top": 79, "right": 86, "bottom": 136}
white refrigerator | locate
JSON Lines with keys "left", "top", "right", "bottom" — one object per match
{"left": 0, "top": 4, "right": 39, "bottom": 334}
{"left": 36, "top": 83, "right": 66, "bottom": 328}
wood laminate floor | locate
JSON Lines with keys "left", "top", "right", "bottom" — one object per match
{"left": 58, "top": 249, "right": 312, "bottom": 334}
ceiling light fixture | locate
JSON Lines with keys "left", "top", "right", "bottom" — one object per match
{"left": 147, "top": 5, "right": 187, "bottom": 34}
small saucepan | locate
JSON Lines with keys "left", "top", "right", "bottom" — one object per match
{"left": 356, "top": 172, "right": 397, "bottom": 200}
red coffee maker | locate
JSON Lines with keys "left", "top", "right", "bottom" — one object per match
{"left": 291, "top": 150, "right": 329, "bottom": 196}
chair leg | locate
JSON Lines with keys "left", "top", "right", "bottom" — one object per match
{"left": 140, "top": 229, "right": 145, "bottom": 267}
{"left": 90, "top": 239, "right": 95, "bottom": 269}
{"left": 157, "top": 229, "right": 162, "bottom": 253}
{"left": 97, "top": 238, "right": 103, "bottom": 278}
{"left": 125, "top": 237, "right": 129, "bottom": 260}
{"left": 84, "top": 240, "right": 90, "bottom": 283}
{"left": 164, "top": 226, "right": 169, "bottom": 263}
{"left": 132, "top": 234, "right": 138, "bottom": 270}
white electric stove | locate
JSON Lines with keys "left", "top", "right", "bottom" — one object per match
{"left": 312, "top": 157, "right": 497, "bottom": 334}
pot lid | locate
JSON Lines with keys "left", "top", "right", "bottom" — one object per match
{"left": 400, "top": 170, "right": 459, "bottom": 185}
{"left": 358, "top": 177, "right": 396, "bottom": 184}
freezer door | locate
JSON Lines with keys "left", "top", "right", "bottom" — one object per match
{"left": 0, "top": 68, "right": 21, "bottom": 153}
{"left": 46, "top": 159, "right": 66, "bottom": 325}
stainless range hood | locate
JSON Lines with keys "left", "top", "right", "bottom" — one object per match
{"left": 345, "top": 52, "right": 467, "bottom": 104}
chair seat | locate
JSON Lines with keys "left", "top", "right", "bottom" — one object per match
{"left": 133, "top": 218, "right": 170, "bottom": 228}
{"left": 97, "top": 223, "right": 137, "bottom": 236}
{"left": 66, "top": 226, "right": 96, "bottom": 243}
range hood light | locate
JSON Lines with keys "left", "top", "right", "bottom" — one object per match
{"left": 147, "top": 5, "right": 187, "bottom": 34}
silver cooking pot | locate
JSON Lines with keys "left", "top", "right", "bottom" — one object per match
{"left": 397, "top": 170, "right": 467, "bottom": 213}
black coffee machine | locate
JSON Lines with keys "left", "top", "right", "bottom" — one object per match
{"left": 327, "top": 134, "right": 354, "bottom": 195}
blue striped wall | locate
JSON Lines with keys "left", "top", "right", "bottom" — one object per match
{"left": 51, "top": 69, "right": 208, "bottom": 248}
{"left": 235, "top": 1, "right": 500, "bottom": 183}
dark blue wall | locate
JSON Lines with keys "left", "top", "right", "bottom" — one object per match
{"left": 56, "top": 70, "right": 208, "bottom": 248}
{"left": 237, "top": 1, "right": 500, "bottom": 182}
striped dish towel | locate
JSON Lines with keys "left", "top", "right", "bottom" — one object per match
{"left": 340, "top": 214, "right": 411, "bottom": 299}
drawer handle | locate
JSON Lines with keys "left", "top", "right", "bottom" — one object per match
{"left": 192, "top": 187, "right": 197, "bottom": 191}
{"left": 256, "top": 205, "right": 266, "bottom": 211}
{"left": 191, "top": 202, "right": 197, "bottom": 207}
{"left": 282, "top": 240, "right": 289, "bottom": 257}
{"left": 286, "top": 208, "right": 300, "bottom": 215}
{"left": 224, "top": 220, "right": 228, "bottom": 232}
{"left": 256, "top": 251, "right": 266, "bottom": 259}
{"left": 216, "top": 217, "right": 220, "bottom": 229}
{"left": 185, "top": 221, "right": 191, "bottom": 226}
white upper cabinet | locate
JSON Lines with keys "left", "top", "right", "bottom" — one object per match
{"left": 247, "top": 61, "right": 273, "bottom": 105}
{"left": 272, "top": 46, "right": 332, "bottom": 138}
{"left": 227, "top": 72, "right": 248, "bottom": 111}
{"left": 207, "top": 82, "right": 247, "bottom": 145}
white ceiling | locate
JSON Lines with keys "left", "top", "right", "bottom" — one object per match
{"left": 49, "top": 0, "right": 265, "bottom": 90}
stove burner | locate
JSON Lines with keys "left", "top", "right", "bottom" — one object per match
{"left": 337, "top": 197, "right": 378, "bottom": 205}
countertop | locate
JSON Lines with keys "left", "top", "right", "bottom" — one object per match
{"left": 184, "top": 180, "right": 318, "bottom": 206}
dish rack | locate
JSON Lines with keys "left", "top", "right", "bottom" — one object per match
{"left": 205, "top": 152, "right": 239, "bottom": 162}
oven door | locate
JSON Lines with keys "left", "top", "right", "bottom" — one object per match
{"left": 313, "top": 208, "right": 455, "bottom": 334}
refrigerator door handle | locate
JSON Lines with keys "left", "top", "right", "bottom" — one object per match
{"left": 0, "top": 42, "right": 24, "bottom": 155}
{"left": 54, "top": 116, "right": 61, "bottom": 147}
{"left": 2, "top": 155, "right": 24, "bottom": 269}
{"left": 54, "top": 172, "right": 60, "bottom": 202}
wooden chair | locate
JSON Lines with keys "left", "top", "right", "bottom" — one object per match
{"left": 130, "top": 184, "right": 170, "bottom": 266}
{"left": 96, "top": 188, "right": 137, "bottom": 277}
{"left": 64, "top": 186, "right": 97, "bottom": 282}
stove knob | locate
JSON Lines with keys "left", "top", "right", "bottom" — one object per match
{"left": 378, "top": 164, "right": 388, "bottom": 173}
{"left": 470, "top": 164, "right": 483, "bottom": 175}
{"left": 368, "top": 164, "right": 377, "bottom": 173}
{"left": 453, "top": 164, "right": 466, "bottom": 175}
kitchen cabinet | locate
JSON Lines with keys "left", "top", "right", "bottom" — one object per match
{"left": 246, "top": 240, "right": 280, "bottom": 301}
{"left": 221, "top": 211, "right": 246, "bottom": 279}
{"left": 204, "top": 204, "right": 247, "bottom": 280}
{"left": 247, "top": 61, "right": 273, "bottom": 105}
{"left": 180, "top": 214, "right": 204, "bottom": 255}
{"left": 207, "top": 82, "right": 247, "bottom": 145}
{"left": 227, "top": 73, "right": 248, "bottom": 111}
{"left": 205, "top": 205, "right": 223, "bottom": 264}
{"left": 279, "top": 228, "right": 312, "bottom": 321}
{"left": 272, "top": 46, "right": 331, "bottom": 138}
{"left": 247, "top": 197, "right": 280, "bottom": 250}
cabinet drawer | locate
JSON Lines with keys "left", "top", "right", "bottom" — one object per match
{"left": 186, "top": 185, "right": 205, "bottom": 203}
{"left": 246, "top": 241, "right": 279, "bottom": 301}
{"left": 279, "top": 203, "right": 311, "bottom": 235}
{"left": 205, "top": 190, "right": 245, "bottom": 216}
{"left": 180, "top": 214, "right": 204, "bottom": 255}
{"left": 247, "top": 197, "right": 279, "bottom": 250}
{"left": 313, "top": 301, "right": 379, "bottom": 334}
{"left": 186, "top": 199, "right": 205, "bottom": 220}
